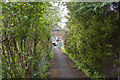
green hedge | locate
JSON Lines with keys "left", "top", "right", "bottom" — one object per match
{"left": 64, "top": 2, "right": 120, "bottom": 79}
{"left": 1, "top": 2, "right": 57, "bottom": 78}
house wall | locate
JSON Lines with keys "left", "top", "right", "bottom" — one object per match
{"left": 52, "top": 30, "right": 61, "bottom": 39}
{"left": 52, "top": 30, "right": 64, "bottom": 48}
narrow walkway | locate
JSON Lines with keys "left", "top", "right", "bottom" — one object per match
{"left": 48, "top": 47, "right": 89, "bottom": 78}
{"left": 55, "top": 47, "right": 74, "bottom": 78}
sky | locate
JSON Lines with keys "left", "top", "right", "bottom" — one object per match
{"left": 51, "top": 2, "right": 70, "bottom": 29}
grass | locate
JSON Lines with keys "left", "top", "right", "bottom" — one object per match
{"left": 62, "top": 47, "right": 104, "bottom": 79}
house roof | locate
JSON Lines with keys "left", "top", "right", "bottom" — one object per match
{"left": 52, "top": 26, "right": 61, "bottom": 31}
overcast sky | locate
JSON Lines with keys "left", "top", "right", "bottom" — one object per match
{"left": 51, "top": 2, "right": 70, "bottom": 29}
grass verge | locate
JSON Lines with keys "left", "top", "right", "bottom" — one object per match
{"left": 62, "top": 47, "right": 105, "bottom": 79}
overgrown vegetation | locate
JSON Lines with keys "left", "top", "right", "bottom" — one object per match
{"left": 64, "top": 2, "right": 120, "bottom": 79}
{"left": 1, "top": 2, "right": 56, "bottom": 78}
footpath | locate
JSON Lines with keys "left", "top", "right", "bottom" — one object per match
{"left": 48, "top": 47, "right": 89, "bottom": 78}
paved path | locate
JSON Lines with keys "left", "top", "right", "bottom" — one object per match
{"left": 54, "top": 47, "right": 74, "bottom": 78}
{"left": 48, "top": 47, "right": 89, "bottom": 78}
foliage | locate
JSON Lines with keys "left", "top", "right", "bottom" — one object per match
{"left": 49, "top": 49, "right": 54, "bottom": 60}
{"left": 65, "top": 2, "right": 120, "bottom": 79}
{"left": 1, "top": 2, "right": 57, "bottom": 78}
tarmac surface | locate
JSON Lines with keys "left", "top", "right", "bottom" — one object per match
{"left": 48, "top": 47, "right": 89, "bottom": 78}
